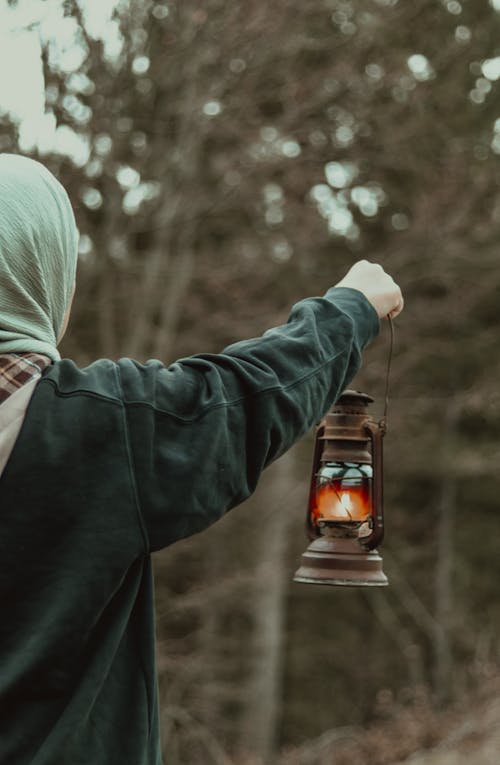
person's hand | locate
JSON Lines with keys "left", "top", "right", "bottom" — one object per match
{"left": 334, "top": 260, "right": 404, "bottom": 320}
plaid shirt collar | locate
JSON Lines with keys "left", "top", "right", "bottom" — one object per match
{"left": 0, "top": 353, "right": 52, "bottom": 405}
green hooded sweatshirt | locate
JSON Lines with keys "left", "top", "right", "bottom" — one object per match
{"left": 0, "top": 155, "right": 380, "bottom": 764}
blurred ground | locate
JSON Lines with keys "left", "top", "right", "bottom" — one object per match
{"left": 281, "top": 675, "right": 500, "bottom": 765}
{"left": 399, "top": 692, "right": 500, "bottom": 765}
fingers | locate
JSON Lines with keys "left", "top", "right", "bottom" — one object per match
{"left": 335, "top": 260, "right": 404, "bottom": 320}
{"left": 385, "top": 281, "right": 404, "bottom": 320}
{"left": 387, "top": 295, "right": 404, "bottom": 320}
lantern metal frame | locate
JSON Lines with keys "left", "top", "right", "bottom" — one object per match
{"left": 293, "top": 390, "right": 388, "bottom": 587}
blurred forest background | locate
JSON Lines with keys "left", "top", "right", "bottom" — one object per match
{"left": 2, "top": 0, "right": 500, "bottom": 762}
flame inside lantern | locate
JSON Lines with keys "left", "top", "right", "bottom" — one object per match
{"left": 310, "top": 466, "right": 373, "bottom": 527}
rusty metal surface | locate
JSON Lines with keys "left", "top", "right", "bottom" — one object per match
{"left": 362, "top": 418, "right": 385, "bottom": 551}
{"left": 300, "top": 389, "right": 388, "bottom": 583}
{"left": 293, "top": 536, "right": 388, "bottom": 587}
{"left": 320, "top": 390, "right": 375, "bottom": 464}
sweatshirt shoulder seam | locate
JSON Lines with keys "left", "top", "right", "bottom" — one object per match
{"left": 39, "top": 376, "right": 123, "bottom": 405}
{"left": 114, "top": 363, "right": 151, "bottom": 554}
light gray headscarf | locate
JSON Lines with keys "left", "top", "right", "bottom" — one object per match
{"left": 0, "top": 154, "right": 78, "bottom": 361}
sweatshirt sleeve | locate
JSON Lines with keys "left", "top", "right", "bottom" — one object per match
{"left": 118, "top": 287, "right": 379, "bottom": 552}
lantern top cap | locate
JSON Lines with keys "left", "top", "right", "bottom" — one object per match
{"left": 335, "top": 390, "right": 374, "bottom": 408}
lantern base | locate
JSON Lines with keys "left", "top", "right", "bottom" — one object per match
{"left": 293, "top": 536, "right": 388, "bottom": 587}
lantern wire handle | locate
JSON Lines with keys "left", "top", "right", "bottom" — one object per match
{"left": 380, "top": 315, "right": 394, "bottom": 431}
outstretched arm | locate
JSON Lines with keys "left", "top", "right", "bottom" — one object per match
{"left": 119, "top": 262, "right": 403, "bottom": 552}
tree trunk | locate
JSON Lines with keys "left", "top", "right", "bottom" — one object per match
{"left": 238, "top": 449, "right": 300, "bottom": 763}
{"left": 433, "top": 397, "right": 460, "bottom": 705}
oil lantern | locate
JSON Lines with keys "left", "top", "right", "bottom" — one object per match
{"left": 293, "top": 390, "right": 388, "bottom": 587}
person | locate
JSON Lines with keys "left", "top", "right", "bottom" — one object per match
{"left": 0, "top": 153, "right": 403, "bottom": 765}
